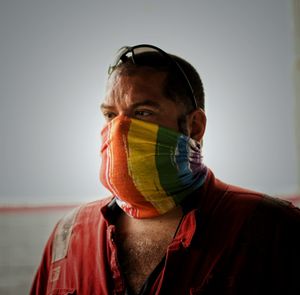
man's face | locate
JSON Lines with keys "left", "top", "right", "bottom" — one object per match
{"left": 100, "top": 67, "right": 185, "bottom": 132}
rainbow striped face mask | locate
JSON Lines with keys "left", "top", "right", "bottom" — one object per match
{"left": 100, "top": 115, "right": 208, "bottom": 218}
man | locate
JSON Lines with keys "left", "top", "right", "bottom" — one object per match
{"left": 31, "top": 44, "right": 300, "bottom": 295}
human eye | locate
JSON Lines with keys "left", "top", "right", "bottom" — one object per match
{"left": 102, "top": 111, "right": 117, "bottom": 122}
{"left": 134, "top": 109, "right": 154, "bottom": 118}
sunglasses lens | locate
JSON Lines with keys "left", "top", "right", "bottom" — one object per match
{"left": 108, "top": 45, "right": 198, "bottom": 108}
{"left": 132, "top": 47, "right": 170, "bottom": 67}
{"left": 133, "top": 47, "right": 158, "bottom": 55}
{"left": 110, "top": 47, "right": 130, "bottom": 69}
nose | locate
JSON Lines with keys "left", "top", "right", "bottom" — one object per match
{"left": 118, "top": 110, "right": 131, "bottom": 117}
{"left": 114, "top": 105, "right": 136, "bottom": 119}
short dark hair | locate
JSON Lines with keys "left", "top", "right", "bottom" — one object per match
{"left": 167, "top": 54, "right": 205, "bottom": 112}
{"left": 110, "top": 51, "right": 205, "bottom": 113}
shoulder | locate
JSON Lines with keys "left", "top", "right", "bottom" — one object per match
{"left": 225, "top": 180, "right": 300, "bottom": 223}
{"left": 205, "top": 177, "right": 265, "bottom": 219}
{"left": 216, "top": 178, "right": 265, "bottom": 203}
{"left": 249, "top": 194, "right": 300, "bottom": 229}
{"left": 51, "top": 196, "right": 113, "bottom": 262}
{"left": 205, "top": 171, "right": 266, "bottom": 211}
{"left": 216, "top": 180, "right": 300, "bottom": 253}
{"left": 73, "top": 197, "right": 113, "bottom": 223}
{"left": 54, "top": 196, "right": 113, "bottom": 228}
{"left": 213, "top": 176, "right": 299, "bottom": 219}
{"left": 237, "top": 195, "right": 300, "bottom": 271}
{"left": 204, "top": 174, "right": 300, "bottom": 236}
{"left": 225, "top": 190, "right": 300, "bottom": 251}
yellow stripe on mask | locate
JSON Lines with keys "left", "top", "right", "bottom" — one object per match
{"left": 127, "top": 119, "right": 176, "bottom": 214}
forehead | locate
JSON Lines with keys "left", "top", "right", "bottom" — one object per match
{"left": 104, "top": 67, "right": 168, "bottom": 102}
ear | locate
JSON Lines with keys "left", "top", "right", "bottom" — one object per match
{"left": 187, "top": 109, "right": 206, "bottom": 142}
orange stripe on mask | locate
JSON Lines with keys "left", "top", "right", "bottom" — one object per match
{"left": 100, "top": 116, "right": 158, "bottom": 218}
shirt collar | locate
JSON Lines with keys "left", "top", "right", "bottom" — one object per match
{"left": 101, "top": 169, "right": 216, "bottom": 248}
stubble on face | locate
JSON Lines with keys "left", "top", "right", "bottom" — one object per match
{"left": 105, "top": 66, "right": 191, "bottom": 136}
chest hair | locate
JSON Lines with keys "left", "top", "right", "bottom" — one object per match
{"left": 116, "top": 230, "right": 173, "bottom": 294}
{"left": 115, "top": 207, "right": 183, "bottom": 294}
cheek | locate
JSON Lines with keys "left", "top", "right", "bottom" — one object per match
{"left": 177, "top": 115, "right": 189, "bottom": 135}
{"left": 159, "top": 103, "right": 187, "bottom": 133}
{"left": 155, "top": 115, "right": 180, "bottom": 133}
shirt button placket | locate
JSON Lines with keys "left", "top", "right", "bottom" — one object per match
{"left": 107, "top": 225, "right": 125, "bottom": 295}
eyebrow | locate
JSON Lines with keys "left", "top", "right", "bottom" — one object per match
{"left": 100, "top": 99, "right": 161, "bottom": 110}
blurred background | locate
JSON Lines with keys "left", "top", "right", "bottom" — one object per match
{"left": 0, "top": 0, "right": 299, "bottom": 293}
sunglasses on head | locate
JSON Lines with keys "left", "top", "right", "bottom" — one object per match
{"left": 108, "top": 44, "right": 198, "bottom": 109}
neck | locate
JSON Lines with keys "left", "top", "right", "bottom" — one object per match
{"left": 116, "top": 205, "right": 183, "bottom": 234}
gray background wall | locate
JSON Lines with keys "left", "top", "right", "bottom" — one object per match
{"left": 0, "top": 0, "right": 299, "bottom": 206}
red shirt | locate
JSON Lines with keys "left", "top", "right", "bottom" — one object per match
{"left": 30, "top": 170, "right": 300, "bottom": 294}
